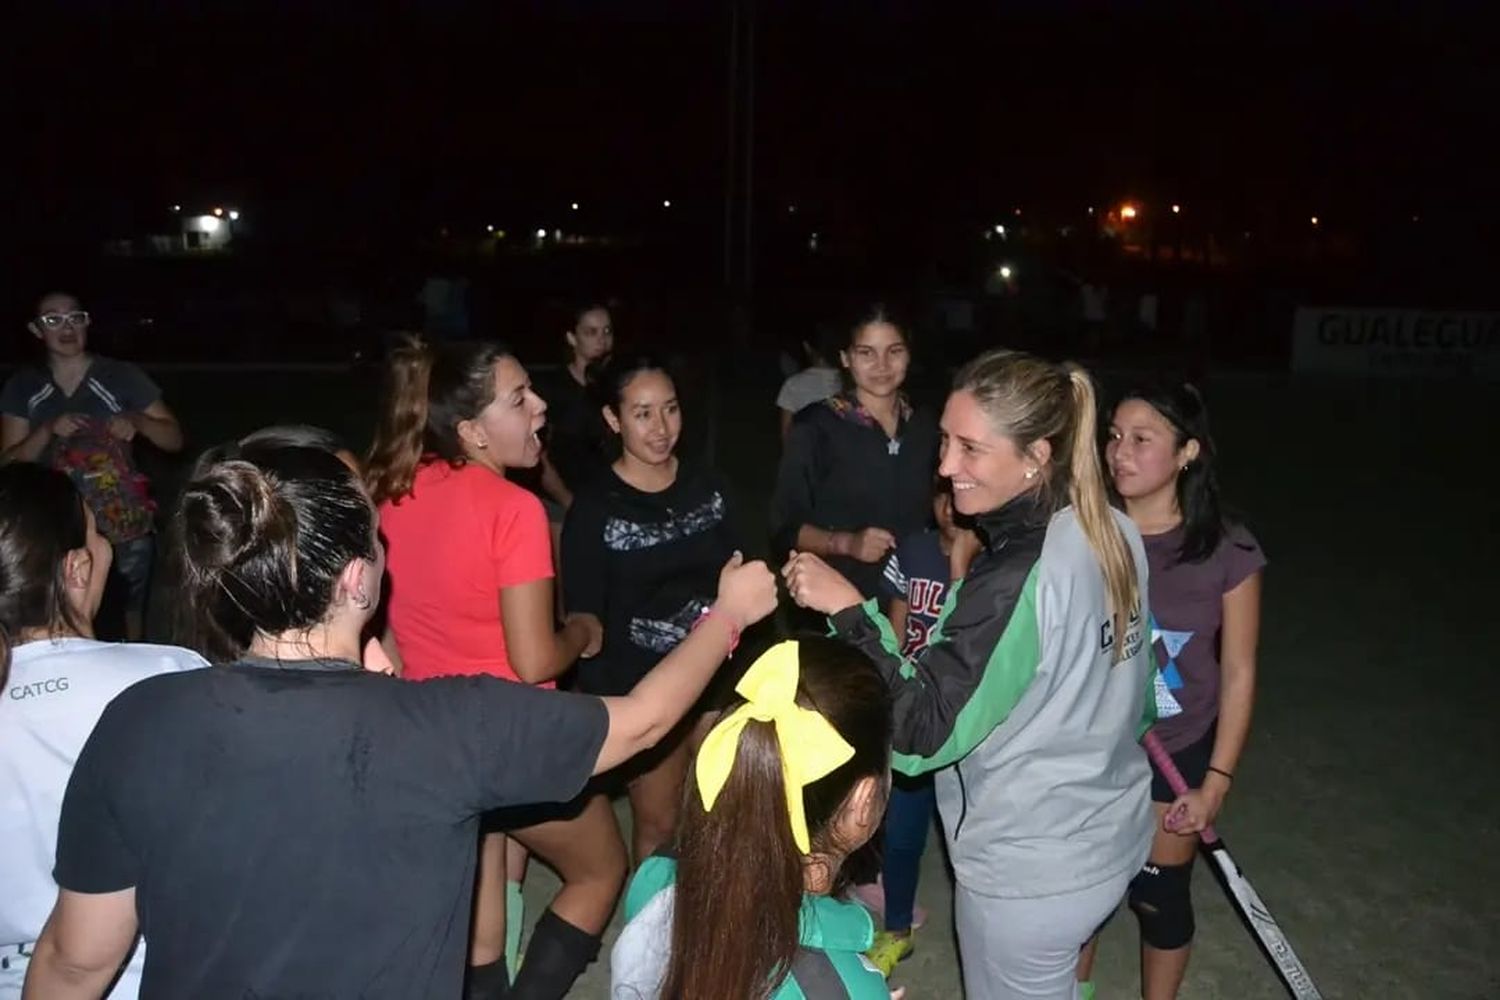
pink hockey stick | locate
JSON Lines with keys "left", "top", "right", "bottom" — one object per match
{"left": 1142, "top": 731, "right": 1323, "bottom": 999}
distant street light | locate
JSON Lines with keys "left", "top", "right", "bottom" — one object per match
{"left": 212, "top": 207, "right": 225, "bottom": 217}
{"left": 1171, "top": 204, "right": 1181, "bottom": 215}
{"left": 994, "top": 224, "right": 1007, "bottom": 237}
{"left": 535, "top": 228, "right": 547, "bottom": 239}
{"left": 228, "top": 210, "right": 240, "bottom": 221}
{"left": 570, "top": 202, "right": 579, "bottom": 211}
{"left": 1310, "top": 216, "right": 1320, "bottom": 226}
{"left": 1120, "top": 204, "right": 1139, "bottom": 220}
{"left": 662, "top": 199, "right": 672, "bottom": 208}
{"left": 171, "top": 204, "right": 181, "bottom": 212}
{"left": 486, "top": 225, "right": 494, "bottom": 232}
{"left": 999, "top": 265, "right": 1014, "bottom": 280}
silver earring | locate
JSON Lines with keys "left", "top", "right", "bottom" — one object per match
{"left": 1024, "top": 468, "right": 1037, "bottom": 480}
{"left": 476, "top": 440, "right": 488, "bottom": 450}
{"left": 352, "top": 591, "right": 371, "bottom": 611}
{"left": 1180, "top": 463, "right": 1189, "bottom": 471}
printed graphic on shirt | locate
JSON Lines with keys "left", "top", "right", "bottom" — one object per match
{"left": 1098, "top": 605, "right": 1146, "bottom": 661}
{"left": 901, "top": 577, "right": 948, "bottom": 655}
{"left": 604, "top": 492, "right": 725, "bottom": 553}
{"left": 1150, "top": 618, "right": 1189, "bottom": 718}
{"left": 629, "top": 599, "right": 713, "bottom": 654}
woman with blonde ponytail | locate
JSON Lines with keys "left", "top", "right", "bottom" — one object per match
{"left": 786, "top": 349, "right": 1156, "bottom": 1000}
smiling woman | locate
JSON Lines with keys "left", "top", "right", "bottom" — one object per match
{"left": 784, "top": 349, "right": 1156, "bottom": 1000}
{"left": 769, "top": 303, "right": 939, "bottom": 606}
{"left": 561, "top": 353, "right": 742, "bottom": 867}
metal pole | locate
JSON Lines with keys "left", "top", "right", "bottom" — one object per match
{"left": 722, "top": 0, "right": 740, "bottom": 289}
{"left": 742, "top": 0, "right": 755, "bottom": 298}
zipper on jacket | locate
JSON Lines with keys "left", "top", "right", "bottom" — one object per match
{"left": 952, "top": 764, "right": 970, "bottom": 841}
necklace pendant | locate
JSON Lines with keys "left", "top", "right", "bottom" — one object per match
{"left": 888, "top": 438, "right": 901, "bottom": 456}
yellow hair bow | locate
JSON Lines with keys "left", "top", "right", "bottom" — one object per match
{"left": 695, "top": 641, "right": 855, "bottom": 854}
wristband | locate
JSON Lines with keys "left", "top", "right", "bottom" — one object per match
{"left": 693, "top": 608, "right": 741, "bottom": 656}
{"left": 1206, "top": 765, "right": 1234, "bottom": 783}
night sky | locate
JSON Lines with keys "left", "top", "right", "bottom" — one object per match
{"left": 8, "top": 2, "right": 1495, "bottom": 247}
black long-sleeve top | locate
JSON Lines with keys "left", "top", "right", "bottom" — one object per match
{"left": 769, "top": 393, "right": 940, "bottom": 599}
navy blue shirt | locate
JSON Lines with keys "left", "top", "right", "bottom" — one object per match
{"left": 880, "top": 530, "right": 952, "bottom": 656}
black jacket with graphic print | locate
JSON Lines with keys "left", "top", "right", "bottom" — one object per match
{"left": 770, "top": 393, "right": 940, "bottom": 600}
{"left": 561, "top": 461, "right": 741, "bottom": 696}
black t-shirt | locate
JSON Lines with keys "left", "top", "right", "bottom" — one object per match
{"left": 535, "top": 367, "right": 606, "bottom": 493}
{"left": 561, "top": 463, "right": 740, "bottom": 696}
{"left": 53, "top": 657, "right": 608, "bottom": 999}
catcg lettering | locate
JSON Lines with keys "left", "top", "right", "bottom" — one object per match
{"left": 8, "top": 676, "right": 70, "bottom": 700}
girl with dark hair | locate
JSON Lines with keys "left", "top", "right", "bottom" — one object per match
{"left": 535, "top": 299, "right": 615, "bottom": 513}
{"left": 191, "top": 424, "right": 359, "bottom": 476}
{"left": 165, "top": 426, "right": 365, "bottom": 664}
{"left": 560, "top": 354, "right": 741, "bottom": 865}
{"left": 769, "top": 303, "right": 940, "bottom": 612}
{"left": 861, "top": 475, "right": 979, "bottom": 974}
{"left": 25, "top": 443, "right": 776, "bottom": 1000}
{"left": 1076, "top": 383, "right": 1265, "bottom": 1000}
{"left": 611, "top": 638, "right": 894, "bottom": 1000}
{"left": 1, "top": 292, "right": 186, "bottom": 641}
{"left": 366, "top": 336, "right": 618, "bottom": 1000}
{"left": 0, "top": 465, "right": 204, "bottom": 998}
{"left": 769, "top": 303, "right": 939, "bottom": 918}
{"left": 786, "top": 350, "right": 1156, "bottom": 1000}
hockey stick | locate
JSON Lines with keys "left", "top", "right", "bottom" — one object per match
{"left": 1143, "top": 731, "right": 1324, "bottom": 1000}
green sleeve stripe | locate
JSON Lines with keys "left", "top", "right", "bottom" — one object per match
{"left": 892, "top": 566, "right": 1042, "bottom": 774}
{"left": 851, "top": 598, "right": 912, "bottom": 675}
{"left": 623, "top": 855, "right": 676, "bottom": 921}
{"left": 1136, "top": 654, "right": 1160, "bottom": 740}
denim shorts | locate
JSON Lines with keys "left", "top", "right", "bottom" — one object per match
{"left": 110, "top": 533, "right": 155, "bottom": 617}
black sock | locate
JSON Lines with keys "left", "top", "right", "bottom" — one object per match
{"left": 508, "top": 909, "right": 602, "bottom": 1000}
{"left": 465, "top": 956, "right": 510, "bottom": 1000}
{"left": 465, "top": 959, "right": 513, "bottom": 995}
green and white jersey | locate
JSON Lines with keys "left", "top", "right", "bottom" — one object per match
{"left": 611, "top": 855, "right": 888, "bottom": 999}
{"left": 832, "top": 496, "right": 1157, "bottom": 899}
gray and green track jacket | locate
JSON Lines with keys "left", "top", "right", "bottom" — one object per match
{"left": 830, "top": 495, "right": 1156, "bottom": 899}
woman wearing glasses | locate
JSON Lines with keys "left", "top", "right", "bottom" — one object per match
{"left": 0, "top": 293, "right": 183, "bottom": 641}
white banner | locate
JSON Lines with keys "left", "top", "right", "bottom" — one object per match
{"left": 1292, "top": 307, "right": 1500, "bottom": 379}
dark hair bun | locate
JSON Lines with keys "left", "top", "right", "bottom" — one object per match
{"left": 177, "top": 462, "right": 293, "bottom": 578}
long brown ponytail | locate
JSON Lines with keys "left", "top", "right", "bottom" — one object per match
{"left": 365, "top": 336, "right": 514, "bottom": 505}
{"left": 364, "top": 336, "right": 435, "bottom": 505}
{"left": 660, "top": 639, "right": 891, "bottom": 999}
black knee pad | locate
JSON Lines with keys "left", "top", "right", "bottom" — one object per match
{"left": 1128, "top": 861, "right": 1195, "bottom": 950}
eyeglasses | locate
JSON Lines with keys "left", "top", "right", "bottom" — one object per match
{"left": 36, "top": 311, "right": 90, "bottom": 330}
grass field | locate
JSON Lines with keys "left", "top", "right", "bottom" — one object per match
{"left": 144, "top": 359, "right": 1498, "bottom": 999}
